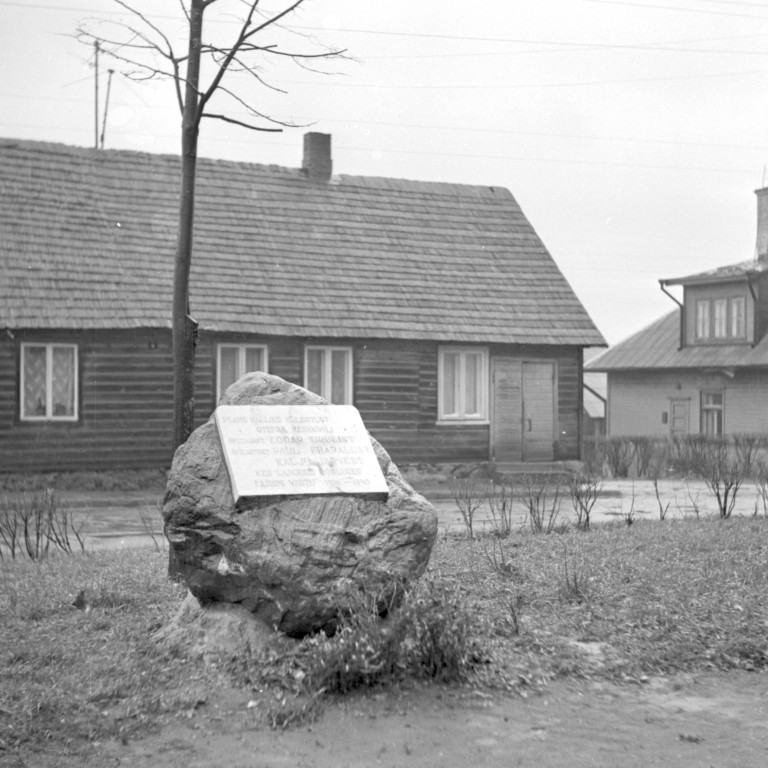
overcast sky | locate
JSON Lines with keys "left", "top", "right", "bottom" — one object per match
{"left": 3, "top": 0, "right": 768, "bottom": 345}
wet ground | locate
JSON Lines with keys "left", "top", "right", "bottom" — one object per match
{"left": 18, "top": 474, "right": 767, "bottom": 551}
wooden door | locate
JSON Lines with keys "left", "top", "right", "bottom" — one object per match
{"left": 669, "top": 399, "right": 690, "bottom": 435}
{"left": 522, "top": 361, "right": 556, "bottom": 461}
{"left": 491, "top": 357, "right": 522, "bottom": 462}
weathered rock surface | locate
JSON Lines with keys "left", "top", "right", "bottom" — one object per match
{"left": 163, "top": 372, "right": 438, "bottom": 637}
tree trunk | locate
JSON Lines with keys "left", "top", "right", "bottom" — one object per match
{"left": 172, "top": 0, "right": 204, "bottom": 451}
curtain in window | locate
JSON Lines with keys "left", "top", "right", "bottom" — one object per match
{"left": 306, "top": 348, "right": 324, "bottom": 396}
{"left": 23, "top": 345, "right": 47, "bottom": 418}
{"left": 219, "top": 347, "right": 239, "bottom": 394}
{"left": 51, "top": 346, "right": 75, "bottom": 416}
{"left": 441, "top": 352, "right": 458, "bottom": 416}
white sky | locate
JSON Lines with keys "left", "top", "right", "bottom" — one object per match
{"left": 3, "top": 0, "right": 768, "bottom": 345}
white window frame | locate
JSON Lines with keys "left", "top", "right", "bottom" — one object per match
{"left": 700, "top": 390, "right": 724, "bottom": 435}
{"left": 437, "top": 346, "right": 489, "bottom": 424}
{"left": 695, "top": 300, "right": 710, "bottom": 340}
{"left": 713, "top": 298, "right": 728, "bottom": 339}
{"left": 216, "top": 343, "right": 268, "bottom": 401}
{"left": 730, "top": 296, "right": 746, "bottom": 338}
{"left": 695, "top": 296, "right": 747, "bottom": 341}
{"left": 303, "top": 345, "right": 353, "bottom": 404}
{"left": 20, "top": 343, "right": 79, "bottom": 422}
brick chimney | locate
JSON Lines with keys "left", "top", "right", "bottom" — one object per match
{"left": 756, "top": 187, "right": 768, "bottom": 261}
{"left": 302, "top": 132, "right": 332, "bottom": 182}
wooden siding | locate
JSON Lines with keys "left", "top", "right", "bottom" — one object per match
{"left": 0, "top": 331, "right": 585, "bottom": 473}
{"left": 1, "top": 329, "right": 176, "bottom": 472}
{"left": 607, "top": 369, "right": 768, "bottom": 436}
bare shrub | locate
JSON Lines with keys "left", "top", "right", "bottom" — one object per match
{"left": 568, "top": 472, "right": 603, "bottom": 531}
{"left": 630, "top": 437, "right": 655, "bottom": 478}
{"left": 486, "top": 481, "right": 514, "bottom": 537}
{"left": 520, "top": 473, "right": 563, "bottom": 534}
{"left": 138, "top": 501, "right": 166, "bottom": 553}
{"left": 580, "top": 436, "right": 606, "bottom": 477}
{"left": 647, "top": 440, "right": 671, "bottom": 520}
{"left": 605, "top": 437, "right": 633, "bottom": 478}
{"left": 558, "top": 548, "right": 592, "bottom": 606}
{"left": 754, "top": 459, "right": 768, "bottom": 517}
{"left": 0, "top": 491, "right": 86, "bottom": 560}
{"left": 733, "top": 434, "right": 761, "bottom": 476}
{"left": 448, "top": 470, "right": 487, "bottom": 539}
{"left": 688, "top": 437, "right": 751, "bottom": 519}
{"left": 480, "top": 536, "right": 518, "bottom": 577}
{"left": 615, "top": 481, "right": 636, "bottom": 525}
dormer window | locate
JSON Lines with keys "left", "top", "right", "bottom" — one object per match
{"left": 694, "top": 296, "right": 746, "bottom": 341}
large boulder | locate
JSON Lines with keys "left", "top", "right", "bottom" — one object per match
{"left": 163, "top": 372, "right": 438, "bottom": 638}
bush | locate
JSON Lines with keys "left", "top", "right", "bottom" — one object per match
{"left": 278, "top": 578, "right": 478, "bottom": 700}
{"left": 0, "top": 491, "right": 86, "bottom": 560}
{"left": 520, "top": 472, "right": 564, "bottom": 534}
{"left": 605, "top": 437, "right": 634, "bottom": 478}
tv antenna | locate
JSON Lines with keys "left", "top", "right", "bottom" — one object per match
{"left": 93, "top": 41, "right": 116, "bottom": 150}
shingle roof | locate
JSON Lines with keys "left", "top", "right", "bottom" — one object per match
{"left": 0, "top": 138, "right": 604, "bottom": 346}
{"left": 661, "top": 259, "right": 768, "bottom": 286}
{"left": 585, "top": 310, "right": 768, "bottom": 371}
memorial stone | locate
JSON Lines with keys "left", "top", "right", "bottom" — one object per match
{"left": 163, "top": 372, "right": 438, "bottom": 639}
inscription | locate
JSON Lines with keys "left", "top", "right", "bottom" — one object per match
{"left": 215, "top": 405, "right": 388, "bottom": 502}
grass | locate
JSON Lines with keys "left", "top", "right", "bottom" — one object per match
{"left": 2, "top": 516, "right": 767, "bottom": 760}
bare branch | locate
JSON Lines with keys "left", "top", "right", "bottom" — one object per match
{"left": 215, "top": 56, "right": 288, "bottom": 93}
{"left": 201, "top": 113, "right": 282, "bottom": 132}
{"left": 101, "top": 1, "right": 186, "bottom": 113}
{"left": 197, "top": 0, "right": 265, "bottom": 116}
{"left": 213, "top": 83, "right": 297, "bottom": 123}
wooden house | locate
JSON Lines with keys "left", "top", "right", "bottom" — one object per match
{"left": 0, "top": 135, "right": 604, "bottom": 473}
{"left": 586, "top": 189, "right": 768, "bottom": 437}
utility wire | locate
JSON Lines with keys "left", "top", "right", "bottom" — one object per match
{"left": 1, "top": 94, "right": 765, "bottom": 152}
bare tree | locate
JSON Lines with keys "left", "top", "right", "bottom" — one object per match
{"left": 77, "top": 0, "right": 346, "bottom": 449}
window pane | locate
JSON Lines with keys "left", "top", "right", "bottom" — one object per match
{"left": 244, "top": 347, "right": 263, "bottom": 374}
{"left": 442, "top": 353, "right": 458, "bottom": 416}
{"left": 51, "top": 347, "right": 75, "bottom": 417}
{"left": 464, "top": 353, "right": 479, "bottom": 415}
{"left": 23, "top": 346, "right": 47, "bottom": 418}
{"left": 219, "top": 347, "right": 239, "bottom": 394}
{"left": 731, "top": 298, "right": 745, "bottom": 337}
{"left": 306, "top": 349, "right": 324, "bottom": 396}
{"left": 330, "top": 349, "right": 349, "bottom": 404}
{"left": 696, "top": 301, "right": 709, "bottom": 338}
{"left": 713, "top": 299, "right": 727, "bottom": 338}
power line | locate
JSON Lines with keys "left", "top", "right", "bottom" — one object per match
{"left": 280, "top": 67, "right": 768, "bottom": 90}
{"left": 2, "top": 94, "right": 766, "bottom": 153}
{"left": 5, "top": 0, "right": 768, "bottom": 46}
{"left": 0, "top": 120, "right": 759, "bottom": 177}
{"left": 584, "top": 0, "right": 768, "bottom": 20}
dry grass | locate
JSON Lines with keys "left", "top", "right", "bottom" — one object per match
{"left": 434, "top": 517, "right": 768, "bottom": 689}
{"left": 1, "top": 516, "right": 767, "bottom": 760}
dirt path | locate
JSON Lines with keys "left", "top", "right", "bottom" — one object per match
{"left": 20, "top": 670, "right": 762, "bottom": 768}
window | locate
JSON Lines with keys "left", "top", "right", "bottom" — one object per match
{"left": 700, "top": 391, "right": 724, "bottom": 435}
{"left": 730, "top": 297, "right": 745, "bottom": 337}
{"left": 438, "top": 346, "right": 489, "bottom": 422}
{"left": 696, "top": 300, "right": 710, "bottom": 339}
{"left": 304, "top": 346, "right": 352, "bottom": 404}
{"left": 695, "top": 296, "right": 746, "bottom": 341}
{"left": 217, "top": 344, "right": 268, "bottom": 400}
{"left": 713, "top": 298, "right": 727, "bottom": 338}
{"left": 20, "top": 343, "right": 78, "bottom": 421}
